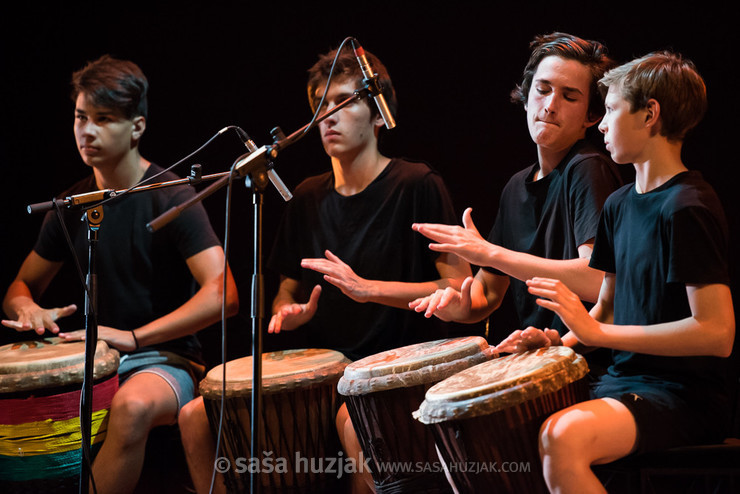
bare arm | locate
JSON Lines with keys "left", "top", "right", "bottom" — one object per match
{"left": 2, "top": 251, "right": 77, "bottom": 334}
{"left": 58, "top": 245, "right": 239, "bottom": 351}
{"left": 300, "top": 249, "right": 472, "bottom": 310}
{"left": 412, "top": 208, "right": 604, "bottom": 303}
{"left": 409, "top": 268, "right": 510, "bottom": 324}
{"left": 530, "top": 276, "right": 735, "bottom": 358}
{"left": 126, "top": 245, "right": 239, "bottom": 347}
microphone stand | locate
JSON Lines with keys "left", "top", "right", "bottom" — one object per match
{"left": 25, "top": 167, "right": 228, "bottom": 494}
{"left": 80, "top": 204, "right": 102, "bottom": 494}
{"left": 132, "top": 86, "right": 372, "bottom": 494}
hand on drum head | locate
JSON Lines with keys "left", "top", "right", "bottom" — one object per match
{"left": 268, "top": 284, "right": 322, "bottom": 334}
{"left": 58, "top": 325, "right": 138, "bottom": 351}
{"left": 494, "top": 327, "right": 562, "bottom": 354}
{"left": 409, "top": 276, "right": 474, "bottom": 321}
{"left": 2, "top": 303, "right": 78, "bottom": 335}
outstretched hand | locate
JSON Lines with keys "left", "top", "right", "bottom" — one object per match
{"left": 409, "top": 276, "right": 475, "bottom": 321}
{"left": 2, "top": 303, "right": 78, "bottom": 335}
{"left": 301, "top": 250, "right": 374, "bottom": 303}
{"left": 412, "top": 208, "right": 494, "bottom": 267}
{"left": 268, "top": 284, "right": 322, "bottom": 334}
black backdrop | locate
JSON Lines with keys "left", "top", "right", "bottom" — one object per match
{"left": 2, "top": 2, "right": 738, "bottom": 369}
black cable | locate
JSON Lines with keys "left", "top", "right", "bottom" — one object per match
{"left": 303, "top": 37, "right": 355, "bottom": 135}
{"left": 53, "top": 201, "right": 98, "bottom": 493}
{"left": 209, "top": 151, "right": 239, "bottom": 494}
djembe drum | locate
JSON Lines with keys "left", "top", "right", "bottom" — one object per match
{"left": 337, "top": 336, "right": 495, "bottom": 493}
{"left": 414, "top": 345, "right": 590, "bottom": 493}
{"left": 199, "top": 348, "right": 350, "bottom": 493}
{"left": 0, "top": 337, "right": 120, "bottom": 493}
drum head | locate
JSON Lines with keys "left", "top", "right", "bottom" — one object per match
{"left": 199, "top": 348, "right": 350, "bottom": 398}
{"left": 338, "top": 336, "right": 494, "bottom": 396}
{"left": 415, "top": 346, "right": 589, "bottom": 423}
{"left": 0, "top": 337, "right": 120, "bottom": 393}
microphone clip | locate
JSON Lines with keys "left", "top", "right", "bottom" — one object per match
{"left": 362, "top": 75, "right": 384, "bottom": 98}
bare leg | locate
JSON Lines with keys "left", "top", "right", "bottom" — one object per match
{"left": 91, "top": 372, "right": 179, "bottom": 494}
{"left": 179, "top": 396, "right": 226, "bottom": 494}
{"left": 336, "top": 403, "right": 375, "bottom": 494}
{"left": 539, "top": 398, "right": 638, "bottom": 494}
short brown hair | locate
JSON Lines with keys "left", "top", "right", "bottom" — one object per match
{"left": 511, "top": 32, "right": 615, "bottom": 122}
{"left": 307, "top": 45, "right": 397, "bottom": 120}
{"left": 71, "top": 54, "right": 148, "bottom": 120}
{"left": 599, "top": 51, "right": 706, "bottom": 140}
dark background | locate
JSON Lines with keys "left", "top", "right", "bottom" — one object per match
{"left": 1, "top": 2, "right": 738, "bottom": 369}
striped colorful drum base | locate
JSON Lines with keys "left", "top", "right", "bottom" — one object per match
{"left": 0, "top": 337, "right": 120, "bottom": 490}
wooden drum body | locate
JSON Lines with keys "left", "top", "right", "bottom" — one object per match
{"left": 415, "top": 346, "right": 590, "bottom": 493}
{"left": 0, "top": 337, "right": 120, "bottom": 493}
{"left": 199, "top": 348, "right": 350, "bottom": 493}
{"left": 337, "top": 336, "right": 495, "bottom": 493}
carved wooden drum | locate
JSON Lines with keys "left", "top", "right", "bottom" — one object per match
{"left": 337, "top": 336, "right": 495, "bottom": 493}
{"left": 415, "top": 346, "right": 590, "bottom": 493}
{"left": 199, "top": 348, "right": 350, "bottom": 493}
{"left": 0, "top": 337, "right": 120, "bottom": 493}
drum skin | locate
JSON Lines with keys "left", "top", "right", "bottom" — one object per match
{"left": 337, "top": 337, "right": 495, "bottom": 494}
{"left": 0, "top": 337, "right": 120, "bottom": 493}
{"left": 415, "top": 346, "right": 590, "bottom": 494}
{"left": 200, "top": 348, "right": 350, "bottom": 494}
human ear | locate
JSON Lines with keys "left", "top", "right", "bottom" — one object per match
{"left": 644, "top": 99, "right": 660, "bottom": 127}
{"left": 131, "top": 116, "right": 146, "bottom": 141}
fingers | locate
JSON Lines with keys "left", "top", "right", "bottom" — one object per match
{"left": 53, "top": 304, "right": 78, "bottom": 320}
{"left": 58, "top": 329, "right": 86, "bottom": 341}
{"left": 493, "top": 329, "right": 523, "bottom": 353}
{"left": 460, "top": 276, "right": 474, "bottom": 302}
{"left": 411, "top": 222, "right": 459, "bottom": 243}
{"left": 461, "top": 208, "right": 480, "bottom": 235}
{"left": 544, "top": 328, "right": 563, "bottom": 346}
{"left": 494, "top": 327, "right": 561, "bottom": 353}
{"left": 305, "top": 285, "right": 322, "bottom": 313}
{"left": 268, "top": 286, "right": 322, "bottom": 334}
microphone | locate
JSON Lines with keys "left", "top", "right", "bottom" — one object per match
{"left": 351, "top": 40, "right": 396, "bottom": 130}
{"left": 234, "top": 127, "right": 292, "bottom": 201}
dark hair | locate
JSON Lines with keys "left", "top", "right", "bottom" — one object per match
{"left": 599, "top": 51, "right": 707, "bottom": 140}
{"left": 71, "top": 55, "right": 148, "bottom": 120}
{"left": 511, "top": 32, "right": 615, "bottom": 121}
{"left": 307, "top": 45, "right": 397, "bottom": 120}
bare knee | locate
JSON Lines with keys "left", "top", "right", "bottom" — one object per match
{"left": 336, "top": 403, "right": 351, "bottom": 446}
{"left": 539, "top": 409, "right": 590, "bottom": 463}
{"left": 179, "top": 396, "right": 205, "bottom": 429}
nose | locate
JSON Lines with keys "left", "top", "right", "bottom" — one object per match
{"left": 76, "top": 119, "right": 96, "bottom": 138}
{"left": 543, "top": 93, "right": 558, "bottom": 113}
{"left": 598, "top": 118, "right": 607, "bottom": 134}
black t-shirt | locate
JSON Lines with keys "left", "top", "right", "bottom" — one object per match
{"left": 268, "top": 158, "right": 458, "bottom": 360}
{"left": 33, "top": 164, "right": 221, "bottom": 361}
{"left": 590, "top": 171, "right": 730, "bottom": 391}
{"left": 483, "top": 140, "right": 622, "bottom": 335}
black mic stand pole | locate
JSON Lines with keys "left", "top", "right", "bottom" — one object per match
{"left": 144, "top": 86, "right": 373, "bottom": 493}
{"left": 247, "top": 166, "right": 270, "bottom": 494}
{"left": 79, "top": 204, "right": 103, "bottom": 494}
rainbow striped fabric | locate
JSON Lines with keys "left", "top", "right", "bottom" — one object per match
{"left": 0, "top": 375, "right": 118, "bottom": 482}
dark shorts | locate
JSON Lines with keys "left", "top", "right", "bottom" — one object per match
{"left": 591, "top": 373, "right": 730, "bottom": 455}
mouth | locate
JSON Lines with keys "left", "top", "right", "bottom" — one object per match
{"left": 80, "top": 145, "right": 100, "bottom": 153}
